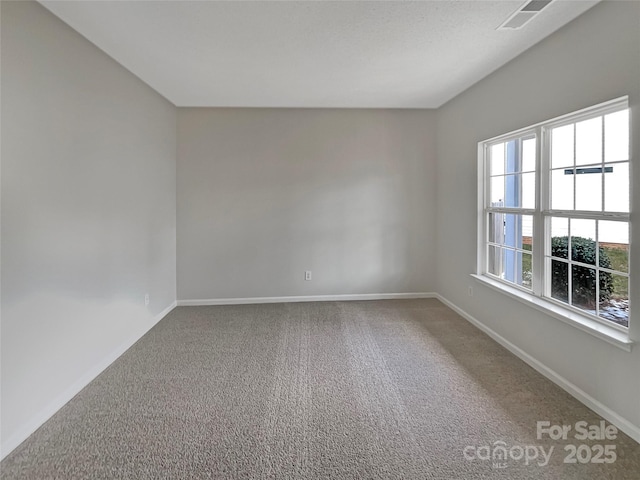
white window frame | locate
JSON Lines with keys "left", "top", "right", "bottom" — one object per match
{"left": 483, "top": 130, "right": 538, "bottom": 292}
{"left": 475, "top": 97, "right": 633, "bottom": 351}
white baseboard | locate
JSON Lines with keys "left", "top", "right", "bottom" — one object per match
{"left": 177, "top": 292, "right": 436, "bottom": 306}
{"left": 434, "top": 293, "right": 640, "bottom": 445}
{"left": 0, "top": 301, "right": 177, "bottom": 461}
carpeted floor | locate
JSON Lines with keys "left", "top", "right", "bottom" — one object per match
{"left": 2, "top": 299, "right": 639, "bottom": 479}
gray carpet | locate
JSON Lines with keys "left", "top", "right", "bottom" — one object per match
{"left": 2, "top": 299, "right": 639, "bottom": 479}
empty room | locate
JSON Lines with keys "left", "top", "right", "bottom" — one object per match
{"left": 1, "top": 0, "right": 639, "bottom": 478}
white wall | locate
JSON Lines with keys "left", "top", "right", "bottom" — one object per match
{"left": 436, "top": 1, "right": 640, "bottom": 435}
{"left": 1, "top": 1, "right": 177, "bottom": 455}
{"left": 177, "top": 108, "right": 436, "bottom": 300}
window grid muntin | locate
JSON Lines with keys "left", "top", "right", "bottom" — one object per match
{"left": 547, "top": 256, "right": 629, "bottom": 277}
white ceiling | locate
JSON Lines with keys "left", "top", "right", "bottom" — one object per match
{"left": 39, "top": 0, "right": 599, "bottom": 108}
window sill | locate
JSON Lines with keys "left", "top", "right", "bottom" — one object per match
{"left": 470, "top": 274, "right": 633, "bottom": 352}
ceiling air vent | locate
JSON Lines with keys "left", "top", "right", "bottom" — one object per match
{"left": 498, "top": 0, "right": 553, "bottom": 30}
{"left": 520, "top": 1, "right": 554, "bottom": 12}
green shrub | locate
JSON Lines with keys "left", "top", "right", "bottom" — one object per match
{"left": 551, "top": 236, "right": 613, "bottom": 307}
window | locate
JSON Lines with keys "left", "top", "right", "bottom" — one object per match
{"left": 486, "top": 134, "right": 536, "bottom": 290}
{"left": 479, "top": 97, "right": 631, "bottom": 331}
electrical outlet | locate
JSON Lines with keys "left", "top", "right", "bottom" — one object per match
{"left": 468, "top": 286, "right": 473, "bottom": 297}
{"left": 305, "top": 270, "right": 312, "bottom": 281}
{"left": 144, "top": 294, "right": 150, "bottom": 306}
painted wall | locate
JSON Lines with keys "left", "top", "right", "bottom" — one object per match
{"left": 1, "top": 1, "right": 177, "bottom": 453}
{"left": 177, "top": 108, "right": 436, "bottom": 300}
{"left": 436, "top": 1, "right": 640, "bottom": 434}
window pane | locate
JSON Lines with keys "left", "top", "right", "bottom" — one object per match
{"left": 518, "top": 251, "right": 532, "bottom": 289}
{"left": 522, "top": 172, "right": 535, "bottom": 209}
{"left": 551, "top": 124, "right": 574, "bottom": 168}
{"left": 490, "top": 176, "right": 505, "bottom": 205}
{"left": 599, "top": 220, "right": 628, "bottom": 273}
{"left": 490, "top": 143, "right": 505, "bottom": 175}
{"left": 488, "top": 213, "right": 502, "bottom": 244}
{"left": 551, "top": 168, "right": 573, "bottom": 210}
{"left": 575, "top": 116, "right": 602, "bottom": 166}
{"left": 503, "top": 248, "right": 517, "bottom": 283}
{"left": 604, "top": 110, "right": 629, "bottom": 162}
{"left": 505, "top": 140, "right": 518, "bottom": 174}
{"left": 575, "top": 169, "right": 602, "bottom": 211}
{"left": 570, "top": 218, "right": 596, "bottom": 240}
{"left": 488, "top": 245, "right": 503, "bottom": 277}
{"left": 570, "top": 219, "right": 596, "bottom": 265}
{"left": 504, "top": 174, "right": 520, "bottom": 207}
{"left": 522, "top": 138, "right": 536, "bottom": 172}
{"left": 492, "top": 214, "right": 532, "bottom": 251}
{"left": 571, "top": 265, "right": 596, "bottom": 310}
{"left": 550, "top": 259, "right": 568, "bottom": 302}
{"left": 550, "top": 217, "right": 569, "bottom": 259}
{"left": 599, "top": 273, "right": 628, "bottom": 327}
{"left": 604, "top": 162, "right": 629, "bottom": 212}
{"left": 522, "top": 215, "right": 533, "bottom": 252}
{"left": 504, "top": 214, "right": 518, "bottom": 247}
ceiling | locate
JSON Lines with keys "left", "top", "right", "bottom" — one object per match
{"left": 39, "top": 0, "right": 599, "bottom": 108}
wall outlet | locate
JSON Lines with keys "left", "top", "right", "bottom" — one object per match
{"left": 144, "top": 294, "right": 150, "bottom": 306}
{"left": 305, "top": 270, "right": 312, "bottom": 281}
{"left": 468, "top": 286, "right": 473, "bottom": 297}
